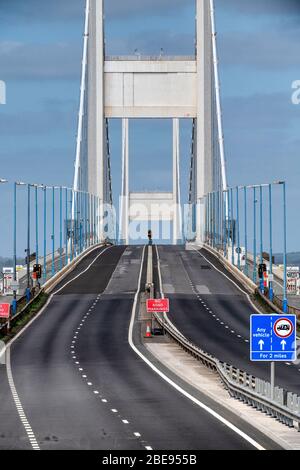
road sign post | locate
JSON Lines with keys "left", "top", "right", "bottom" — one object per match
{"left": 251, "top": 314, "right": 296, "bottom": 361}
{"left": 146, "top": 298, "right": 169, "bottom": 336}
{"left": 250, "top": 314, "right": 296, "bottom": 399}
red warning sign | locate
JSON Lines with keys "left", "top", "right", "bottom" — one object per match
{"left": 146, "top": 298, "right": 169, "bottom": 313}
{"left": 0, "top": 303, "right": 10, "bottom": 319}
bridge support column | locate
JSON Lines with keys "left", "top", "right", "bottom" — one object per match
{"left": 119, "top": 118, "right": 129, "bottom": 245}
{"left": 196, "top": 0, "right": 213, "bottom": 244}
{"left": 173, "top": 118, "right": 182, "bottom": 244}
{"left": 87, "top": 0, "right": 105, "bottom": 239}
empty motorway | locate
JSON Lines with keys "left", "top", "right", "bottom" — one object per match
{"left": 157, "top": 245, "right": 300, "bottom": 396}
{"left": 0, "top": 244, "right": 281, "bottom": 450}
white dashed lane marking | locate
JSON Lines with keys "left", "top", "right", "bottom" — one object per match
{"left": 70, "top": 289, "right": 152, "bottom": 450}
{"left": 185, "top": 272, "right": 248, "bottom": 341}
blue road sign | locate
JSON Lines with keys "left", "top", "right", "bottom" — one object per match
{"left": 250, "top": 314, "right": 297, "bottom": 362}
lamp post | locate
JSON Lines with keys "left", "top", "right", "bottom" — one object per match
{"left": 13, "top": 182, "right": 26, "bottom": 313}
{"left": 31, "top": 184, "right": 43, "bottom": 291}
{"left": 253, "top": 186, "right": 257, "bottom": 284}
{"left": 236, "top": 186, "right": 240, "bottom": 270}
{"left": 84, "top": 191, "right": 88, "bottom": 249}
{"left": 35, "top": 185, "right": 39, "bottom": 266}
{"left": 25, "top": 183, "right": 31, "bottom": 302}
{"left": 212, "top": 192, "right": 215, "bottom": 248}
{"left": 42, "top": 186, "right": 48, "bottom": 281}
{"left": 65, "top": 187, "right": 68, "bottom": 265}
{"left": 69, "top": 189, "right": 73, "bottom": 262}
{"left": 207, "top": 194, "right": 210, "bottom": 244}
{"left": 0, "top": 180, "right": 9, "bottom": 301}
{"left": 43, "top": 186, "right": 52, "bottom": 281}
{"left": 51, "top": 186, "right": 60, "bottom": 276}
{"left": 269, "top": 184, "right": 274, "bottom": 301}
{"left": 243, "top": 186, "right": 248, "bottom": 277}
{"left": 259, "top": 185, "right": 264, "bottom": 293}
{"left": 226, "top": 190, "right": 230, "bottom": 259}
{"left": 59, "top": 186, "right": 63, "bottom": 270}
{"left": 230, "top": 187, "right": 234, "bottom": 266}
{"left": 223, "top": 190, "right": 227, "bottom": 257}
{"left": 277, "top": 181, "right": 288, "bottom": 313}
{"left": 93, "top": 194, "right": 96, "bottom": 245}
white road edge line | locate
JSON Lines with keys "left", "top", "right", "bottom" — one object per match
{"left": 6, "top": 348, "right": 40, "bottom": 450}
{"left": 128, "top": 245, "right": 265, "bottom": 451}
{"left": 192, "top": 247, "right": 261, "bottom": 315}
{"left": 5, "top": 244, "right": 115, "bottom": 450}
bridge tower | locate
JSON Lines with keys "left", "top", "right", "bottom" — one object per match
{"left": 73, "top": 0, "right": 227, "bottom": 245}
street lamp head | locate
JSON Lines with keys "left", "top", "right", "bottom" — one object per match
{"left": 16, "top": 181, "right": 26, "bottom": 186}
{"left": 0, "top": 179, "right": 8, "bottom": 184}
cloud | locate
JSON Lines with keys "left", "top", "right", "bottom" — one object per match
{"left": 223, "top": 92, "right": 300, "bottom": 131}
{"left": 106, "top": 30, "right": 194, "bottom": 56}
{"left": 222, "top": 92, "right": 300, "bottom": 188}
{"left": 0, "top": 145, "right": 74, "bottom": 186}
{"left": 0, "top": 0, "right": 191, "bottom": 23}
{"left": 0, "top": 99, "right": 77, "bottom": 136}
{"left": 217, "top": 0, "right": 300, "bottom": 16}
{"left": 105, "top": 0, "right": 191, "bottom": 19}
{"left": 0, "top": 40, "right": 81, "bottom": 80}
{"left": 0, "top": 0, "right": 85, "bottom": 23}
{"left": 219, "top": 29, "right": 300, "bottom": 69}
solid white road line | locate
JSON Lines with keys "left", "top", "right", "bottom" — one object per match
{"left": 5, "top": 244, "right": 115, "bottom": 450}
{"left": 128, "top": 245, "right": 265, "bottom": 451}
{"left": 52, "top": 245, "right": 114, "bottom": 295}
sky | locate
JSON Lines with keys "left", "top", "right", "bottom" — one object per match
{"left": 0, "top": 0, "right": 300, "bottom": 255}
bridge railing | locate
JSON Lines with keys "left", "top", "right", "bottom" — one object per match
{"left": 154, "top": 310, "right": 300, "bottom": 431}
{"left": 0, "top": 178, "right": 116, "bottom": 330}
{"left": 203, "top": 180, "right": 292, "bottom": 314}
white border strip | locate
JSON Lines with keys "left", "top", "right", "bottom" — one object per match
{"left": 128, "top": 246, "right": 265, "bottom": 450}
{"left": 6, "top": 348, "right": 40, "bottom": 450}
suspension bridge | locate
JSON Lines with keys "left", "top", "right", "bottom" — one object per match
{"left": 0, "top": 0, "right": 298, "bottom": 452}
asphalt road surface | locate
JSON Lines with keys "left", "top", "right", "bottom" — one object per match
{"left": 0, "top": 245, "right": 279, "bottom": 450}
{"left": 157, "top": 245, "right": 300, "bottom": 395}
